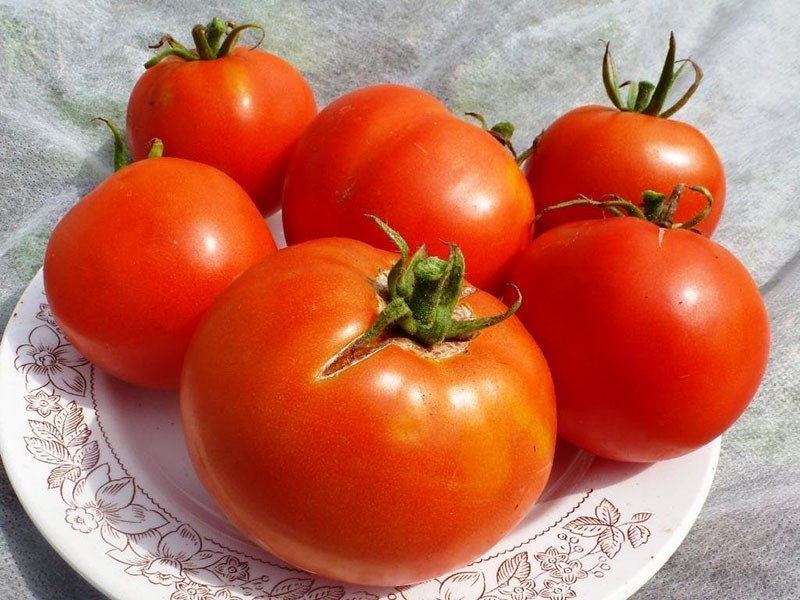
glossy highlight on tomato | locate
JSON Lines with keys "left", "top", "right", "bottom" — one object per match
{"left": 43, "top": 156, "right": 277, "bottom": 390}
{"left": 281, "top": 83, "right": 534, "bottom": 294}
{"left": 180, "top": 236, "right": 557, "bottom": 586}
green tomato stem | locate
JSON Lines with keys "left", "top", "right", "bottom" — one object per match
{"left": 656, "top": 184, "right": 713, "bottom": 230}
{"left": 658, "top": 58, "right": 704, "bottom": 119}
{"left": 143, "top": 35, "right": 196, "bottom": 68}
{"left": 602, "top": 32, "right": 703, "bottom": 118}
{"left": 191, "top": 24, "right": 216, "bottom": 60}
{"left": 143, "top": 18, "right": 265, "bottom": 69}
{"left": 535, "top": 184, "right": 713, "bottom": 230}
{"left": 361, "top": 217, "right": 520, "bottom": 347}
{"left": 640, "top": 31, "right": 679, "bottom": 116}
{"left": 602, "top": 41, "right": 626, "bottom": 111}
{"left": 515, "top": 131, "right": 541, "bottom": 167}
{"left": 632, "top": 81, "right": 656, "bottom": 112}
{"left": 204, "top": 17, "right": 229, "bottom": 55}
{"left": 93, "top": 118, "right": 166, "bottom": 169}
{"left": 217, "top": 22, "right": 265, "bottom": 57}
{"left": 535, "top": 195, "right": 648, "bottom": 222}
{"left": 465, "top": 112, "right": 519, "bottom": 159}
{"left": 147, "top": 138, "right": 165, "bottom": 159}
{"left": 93, "top": 117, "right": 129, "bottom": 171}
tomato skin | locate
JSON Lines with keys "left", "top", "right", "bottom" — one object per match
{"left": 43, "top": 158, "right": 277, "bottom": 390}
{"left": 508, "top": 218, "right": 769, "bottom": 462}
{"left": 280, "top": 84, "right": 534, "bottom": 295}
{"left": 127, "top": 47, "right": 317, "bottom": 216}
{"left": 525, "top": 105, "right": 726, "bottom": 236}
{"left": 180, "top": 238, "right": 557, "bottom": 586}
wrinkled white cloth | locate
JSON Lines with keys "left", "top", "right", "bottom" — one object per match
{"left": 1, "top": 1, "right": 798, "bottom": 599}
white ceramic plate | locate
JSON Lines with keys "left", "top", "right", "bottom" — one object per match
{"left": 0, "top": 269, "right": 719, "bottom": 600}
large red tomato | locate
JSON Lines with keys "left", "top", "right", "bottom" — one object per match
{"left": 126, "top": 18, "right": 317, "bottom": 216}
{"left": 508, "top": 208, "right": 769, "bottom": 463}
{"left": 525, "top": 34, "right": 725, "bottom": 236}
{"left": 43, "top": 152, "right": 277, "bottom": 390}
{"left": 280, "top": 83, "right": 534, "bottom": 294}
{"left": 181, "top": 230, "right": 556, "bottom": 586}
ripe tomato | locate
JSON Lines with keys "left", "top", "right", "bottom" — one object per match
{"left": 43, "top": 154, "right": 277, "bottom": 390}
{"left": 525, "top": 34, "right": 725, "bottom": 237}
{"left": 508, "top": 212, "right": 770, "bottom": 463}
{"left": 126, "top": 18, "right": 317, "bottom": 216}
{"left": 280, "top": 83, "right": 534, "bottom": 295}
{"left": 181, "top": 231, "right": 557, "bottom": 586}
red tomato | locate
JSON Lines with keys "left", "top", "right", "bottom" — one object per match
{"left": 181, "top": 235, "right": 556, "bottom": 586}
{"left": 43, "top": 156, "right": 277, "bottom": 390}
{"left": 280, "top": 83, "right": 534, "bottom": 295}
{"left": 126, "top": 19, "right": 316, "bottom": 216}
{"left": 525, "top": 35, "right": 725, "bottom": 237}
{"left": 525, "top": 106, "right": 725, "bottom": 236}
{"left": 508, "top": 216, "right": 769, "bottom": 462}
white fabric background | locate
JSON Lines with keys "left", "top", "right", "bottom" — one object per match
{"left": 1, "top": 1, "right": 798, "bottom": 598}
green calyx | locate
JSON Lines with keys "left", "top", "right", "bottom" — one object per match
{"left": 603, "top": 32, "right": 703, "bottom": 118}
{"left": 535, "top": 184, "right": 713, "bottom": 231}
{"left": 93, "top": 117, "right": 129, "bottom": 171}
{"left": 93, "top": 117, "right": 163, "bottom": 171}
{"left": 362, "top": 217, "right": 521, "bottom": 347}
{"left": 465, "top": 112, "right": 525, "bottom": 162}
{"left": 144, "top": 17, "right": 265, "bottom": 69}
{"left": 639, "top": 185, "right": 712, "bottom": 230}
